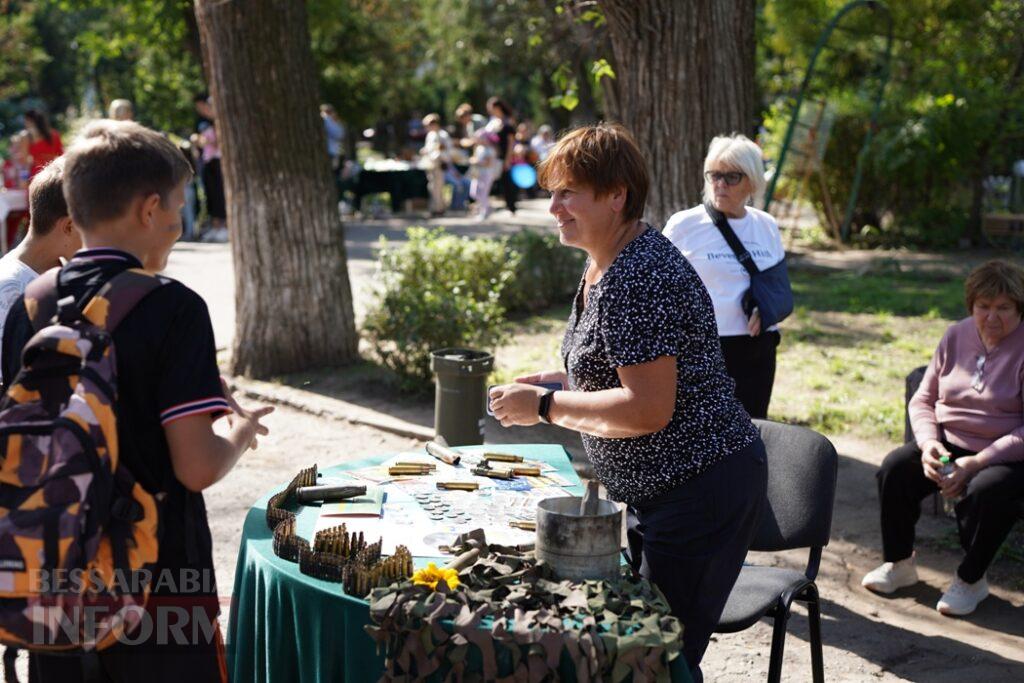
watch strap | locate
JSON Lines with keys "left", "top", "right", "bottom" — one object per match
{"left": 538, "top": 389, "right": 557, "bottom": 424}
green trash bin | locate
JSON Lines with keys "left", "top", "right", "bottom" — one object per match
{"left": 430, "top": 348, "right": 494, "bottom": 446}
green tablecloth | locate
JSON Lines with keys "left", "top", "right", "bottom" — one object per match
{"left": 226, "top": 444, "right": 691, "bottom": 683}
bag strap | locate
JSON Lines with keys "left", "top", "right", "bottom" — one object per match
{"left": 705, "top": 202, "right": 761, "bottom": 277}
{"left": 23, "top": 267, "right": 60, "bottom": 331}
{"left": 25, "top": 267, "right": 167, "bottom": 333}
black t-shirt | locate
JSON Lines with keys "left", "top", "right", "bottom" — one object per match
{"left": 496, "top": 122, "right": 515, "bottom": 161}
{"left": 560, "top": 227, "right": 759, "bottom": 505}
{"left": 1, "top": 248, "right": 229, "bottom": 596}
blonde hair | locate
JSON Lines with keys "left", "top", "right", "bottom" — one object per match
{"left": 702, "top": 133, "right": 766, "bottom": 207}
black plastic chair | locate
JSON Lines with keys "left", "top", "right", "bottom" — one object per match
{"left": 715, "top": 420, "right": 838, "bottom": 683}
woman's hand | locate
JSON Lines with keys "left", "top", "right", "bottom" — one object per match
{"left": 514, "top": 370, "right": 568, "bottom": 387}
{"left": 940, "top": 455, "right": 982, "bottom": 499}
{"left": 489, "top": 383, "right": 547, "bottom": 427}
{"left": 747, "top": 307, "right": 762, "bottom": 336}
{"left": 920, "top": 439, "right": 950, "bottom": 484}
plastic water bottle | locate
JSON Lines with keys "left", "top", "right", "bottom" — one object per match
{"left": 938, "top": 455, "right": 959, "bottom": 515}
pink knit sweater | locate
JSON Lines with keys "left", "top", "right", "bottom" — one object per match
{"left": 910, "top": 317, "right": 1024, "bottom": 464}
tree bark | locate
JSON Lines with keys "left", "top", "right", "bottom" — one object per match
{"left": 598, "top": 0, "right": 757, "bottom": 228}
{"left": 194, "top": 0, "right": 358, "bottom": 377}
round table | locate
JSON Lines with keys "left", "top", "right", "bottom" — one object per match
{"left": 226, "top": 444, "right": 586, "bottom": 683}
{"left": 226, "top": 444, "right": 691, "bottom": 682}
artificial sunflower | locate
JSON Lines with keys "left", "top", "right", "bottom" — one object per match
{"left": 411, "top": 562, "right": 460, "bottom": 590}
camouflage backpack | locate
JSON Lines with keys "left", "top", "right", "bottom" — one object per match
{"left": 0, "top": 267, "right": 167, "bottom": 653}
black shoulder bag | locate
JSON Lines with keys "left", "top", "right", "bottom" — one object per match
{"left": 705, "top": 202, "right": 794, "bottom": 329}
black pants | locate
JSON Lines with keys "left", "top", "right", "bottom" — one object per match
{"left": 877, "top": 440, "right": 1024, "bottom": 583}
{"left": 29, "top": 596, "right": 226, "bottom": 682}
{"left": 498, "top": 167, "right": 518, "bottom": 213}
{"left": 626, "top": 438, "right": 767, "bottom": 682}
{"left": 200, "top": 158, "right": 226, "bottom": 221}
{"left": 719, "top": 331, "right": 779, "bottom": 419}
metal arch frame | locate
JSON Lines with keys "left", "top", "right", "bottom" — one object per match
{"left": 763, "top": 0, "right": 894, "bottom": 241}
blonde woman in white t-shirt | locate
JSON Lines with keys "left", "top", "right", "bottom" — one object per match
{"left": 663, "top": 134, "right": 785, "bottom": 418}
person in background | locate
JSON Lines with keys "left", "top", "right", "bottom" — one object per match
{"left": 108, "top": 99, "right": 135, "bottom": 121}
{"left": 194, "top": 96, "right": 226, "bottom": 238}
{"left": 663, "top": 134, "right": 785, "bottom": 419}
{"left": 2, "top": 131, "right": 32, "bottom": 190}
{"left": 530, "top": 124, "right": 556, "bottom": 163}
{"left": 178, "top": 137, "right": 200, "bottom": 241}
{"left": 321, "top": 103, "right": 345, "bottom": 183}
{"left": 469, "top": 127, "right": 500, "bottom": 220}
{"left": 24, "top": 109, "right": 63, "bottom": 177}
{"left": 862, "top": 260, "right": 1024, "bottom": 617}
{"left": 486, "top": 96, "right": 518, "bottom": 215}
{"left": 0, "top": 156, "right": 81, "bottom": 384}
{"left": 420, "top": 113, "right": 452, "bottom": 217}
{"left": 2, "top": 131, "right": 33, "bottom": 246}
{"left": 453, "top": 103, "right": 477, "bottom": 143}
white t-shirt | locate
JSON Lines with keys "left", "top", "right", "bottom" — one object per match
{"left": 0, "top": 252, "right": 39, "bottom": 384}
{"left": 663, "top": 204, "right": 786, "bottom": 337}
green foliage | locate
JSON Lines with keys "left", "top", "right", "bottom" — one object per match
{"left": 501, "top": 230, "right": 585, "bottom": 315}
{"left": 761, "top": 0, "right": 1024, "bottom": 246}
{"left": 363, "top": 227, "right": 519, "bottom": 393}
{"left": 308, "top": 0, "right": 433, "bottom": 132}
{"left": 0, "top": 0, "right": 203, "bottom": 135}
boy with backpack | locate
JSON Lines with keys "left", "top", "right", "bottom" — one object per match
{"left": 0, "top": 119, "right": 273, "bottom": 681}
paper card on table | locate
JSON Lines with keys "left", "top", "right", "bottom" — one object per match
{"left": 525, "top": 472, "right": 574, "bottom": 488}
{"left": 320, "top": 486, "right": 384, "bottom": 517}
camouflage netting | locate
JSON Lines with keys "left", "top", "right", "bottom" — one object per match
{"left": 366, "top": 553, "right": 683, "bottom": 682}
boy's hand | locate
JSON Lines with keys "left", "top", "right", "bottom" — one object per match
{"left": 221, "top": 377, "right": 274, "bottom": 450}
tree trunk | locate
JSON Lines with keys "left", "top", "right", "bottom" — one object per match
{"left": 194, "top": 0, "right": 358, "bottom": 377}
{"left": 598, "top": 0, "right": 757, "bottom": 228}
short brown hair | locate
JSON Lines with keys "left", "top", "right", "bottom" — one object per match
{"left": 63, "top": 119, "right": 193, "bottom": 230}
{"left": 537, "top": 123, "right": 649, "bottom": 222}
{"left": 28, "top": 157, "right": 69, "bottom": 237}
{"left": 965, "top": 260, "right": 1024, "bottom": 314}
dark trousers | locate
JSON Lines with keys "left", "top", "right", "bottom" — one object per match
{"left": 29, "top": 598, "right": 226, "bottom": 683}
{"left": 719, "top": 331, "right": 780, "bottom": 419}
{"left": 626, "top": 438, "right": 767, "bottom": 682}
{"left": 498, "top": 167, "right": 518, "bottom": 213}
{"left": 877, "top": 440, "right": 1024, "bottom": 583}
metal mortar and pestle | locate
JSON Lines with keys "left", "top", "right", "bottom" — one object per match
{"left": 535, "top": 480, "right": 622, "bottom": 581}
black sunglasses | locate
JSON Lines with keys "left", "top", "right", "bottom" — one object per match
{"left": 704, "top": 171, "right": 745, "bottom": 186}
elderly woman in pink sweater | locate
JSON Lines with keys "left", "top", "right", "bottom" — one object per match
{"left": 862, "top": 260, "right": 1024, "bottom": 616}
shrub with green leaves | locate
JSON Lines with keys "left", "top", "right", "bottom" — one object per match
{"left": 363, "top": 227, "right": 519, "bottom": 392}
{"left": 501, "top": 229, "right": 586, "bottom": 315}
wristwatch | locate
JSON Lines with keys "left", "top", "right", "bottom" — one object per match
{"left": 538, "top": 389, "right": 558, "bottom": 424}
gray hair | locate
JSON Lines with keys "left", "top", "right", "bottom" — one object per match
{"left": 108, "top": 99, "right": 134, "bottom": 121}
{"left": 701, "top": 133, "right": 766, "bottom": 207}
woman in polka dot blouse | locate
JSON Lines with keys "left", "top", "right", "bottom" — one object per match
{"left": 489, "top": 124, "right": 767, "bottom": 682}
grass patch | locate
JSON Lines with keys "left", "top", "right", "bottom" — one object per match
{"left": 790, "top": 269, "right": 964, "bottom": 318}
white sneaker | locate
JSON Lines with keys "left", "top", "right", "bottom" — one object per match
{"left": 937, "top": 575, "right": 989, "bottom": 616}
{"left": 861, "top": 557, "right": 919, "bottom": 594}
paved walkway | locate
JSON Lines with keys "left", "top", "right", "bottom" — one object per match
{"left": 164, "top": 200, "right": 557, "bottom": 350}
